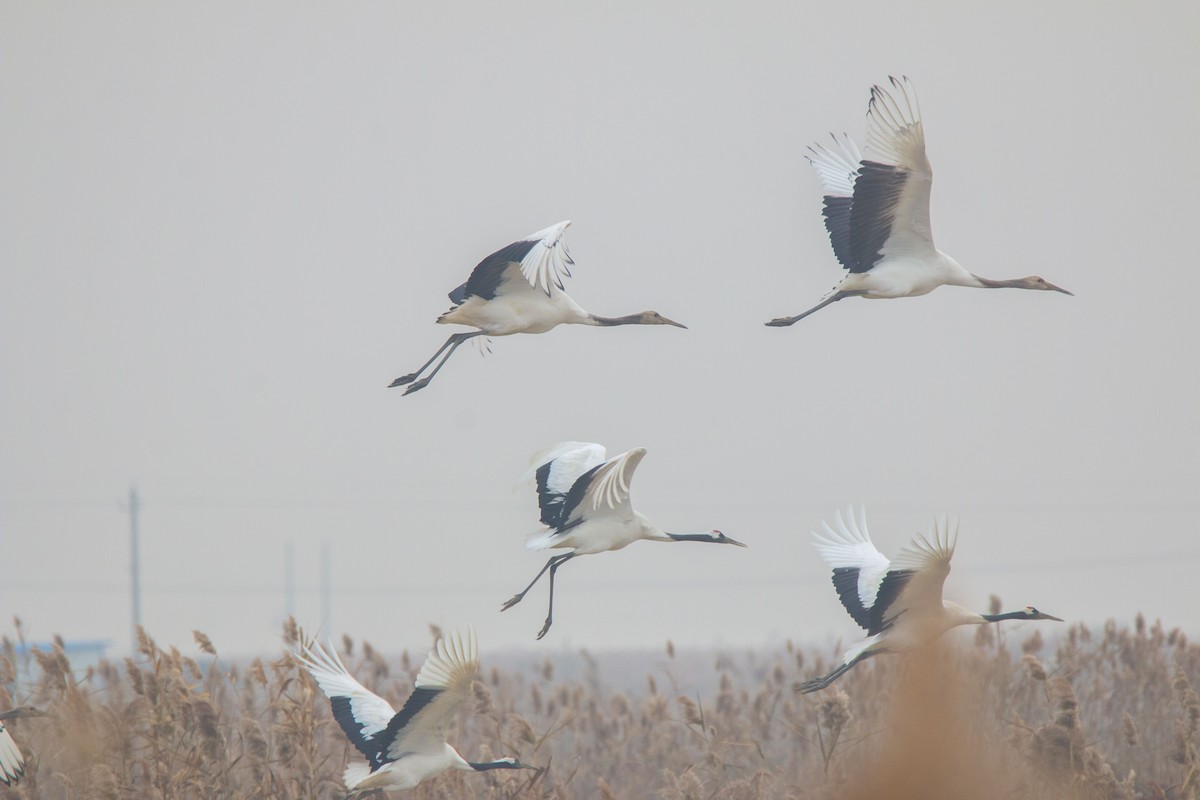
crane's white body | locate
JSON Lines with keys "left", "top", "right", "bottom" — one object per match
{"left": 837, "top": 251, "right": 978, "bottom": 299}
{"left": 527, "top": 509, "right": 667, "bottom": 555}
{"left": 840, "top": 600, "right": 985, "bottom": 662}
{"left": 437, "top": 275, "right": 592, "bottom": 335}
{"left": 344, "top": 744, "right": 473, "bottom": 792}
{"left": 298, "top": 627, "right": 524, "bottom": 793}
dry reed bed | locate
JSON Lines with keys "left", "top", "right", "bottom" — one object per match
{"left": 1, "top": 612, "right": 1196, "bottom": 800}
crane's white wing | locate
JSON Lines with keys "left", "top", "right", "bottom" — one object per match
{"left": 381, "top": 627, "right": 479, "bottom": 761}
{"left": 808, "top": 133, "right": 863, "bottom": 271}
{"left": 0, "top": 722, "right": 25, "bottom": 786}
{"left": 526, "top": 442, "right": 608, "bottom": 531}
{"left": 888, "top": 515, "right": 956, "bottom": 615}
{"left": 517, "top": 220, "right": 574, "bottom": 295}
{"left": 811, "top": 506, "right": 893, "bottom": 631}
{"left": 565, "top": 447, "right": 646, "bottom": 526}
{"left": 809, "top": 132, "right": 861, "bottom": 198}
{"left": 297, "top": 640, "right": 397, "bottom": 763}
{"left": 855, "top": 75, "right": 935, "bottom": 266}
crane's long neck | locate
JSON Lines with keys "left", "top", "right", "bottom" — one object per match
{"left": 981, "top": 610, "right": 1032, "bottom": 622}
{"left": 586, "top": 312, "right": 646, "bottom": 326}
{"left": 970, "top": 275, "right": 1028, "bottom": 289}
{"left": 665, "top": 532, "right": 724, "bottom": 543}
{"left": 467, "top": 759, "right": 525, "bottom": 772}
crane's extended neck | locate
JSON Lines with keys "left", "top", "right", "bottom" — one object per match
{"left": 467, "top": 758, "right": 530, "bottom": 772}
{"left": 971, "top": 275, "right": 1027, "bottom": 289}
{"left": 968, "top": 274, "right": 1073, "bottom": 294}
{"left": 589, "top": 313, "right": 646, "bottom": 326}
{"left": 665, "top": 531, "right": 747, "bottom": 547}
{"left": 981, "top": 609, "right": 1063, "bottom": 622}
{"left": 586, "top": 311, "right": 687, "bottom": 328}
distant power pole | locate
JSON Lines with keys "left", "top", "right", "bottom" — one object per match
{"left": 127, "top": 485, "right": 142, "bottom": 651}
{"left": 320, "top": 542, "right": 332, "bottom": 632}
{"left": 284, "top": 541, "right": 296, "bottom": 619}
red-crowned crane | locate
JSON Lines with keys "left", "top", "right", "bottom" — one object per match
{"left": 501, "top": 442, "right": 746, "bottom": 640}
{"left": 797, "top": 507, "right": 1062, "bottom": 693}
{"left": 0, "top": 706, "right": 51, "bottom": 786}
{"left": 767, "top": 77, "right": 1071, "bottom": 327}
{"left": 297, "top": 627, "right": 535, "bottom": 795}
{"left": 389, "top": 221, "right": 686, "bottom": 395}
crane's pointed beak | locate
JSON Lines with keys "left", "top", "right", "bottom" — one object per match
{"left": 1046, "top": 282, "right": 1073, "bottom": 296}
{"left": 662, "top": 315, "right": 687, "bottom": 329}
{"left": 1037, "top": 612, "right": 1064, "bottom": 622}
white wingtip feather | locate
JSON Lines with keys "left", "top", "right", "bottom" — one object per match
{"left": 414, "top": 626, "right": 479, "bottom": 692}
{"left": 891, "top": 514, "right": 957, "bottom": 572}
{"left": 519, "top": 220, "right": 574, "bottom": 295}
{"left": 519, "top": 441, "right": 603, "bottom": 486}
{"left": 865, "top": 75, "right": 925, "bottom": 168}
{"left": 807, "top": 132, "right": 862, "bottom": 197}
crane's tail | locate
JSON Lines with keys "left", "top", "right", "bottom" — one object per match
{"left": 343, "top": 761, "right": 372, "bottom": 790}
{"left": 524, "top": 528, "right": 565, "bottom": 551}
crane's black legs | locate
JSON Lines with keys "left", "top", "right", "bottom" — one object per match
{"left": 501, "top": 553, "right": 572, "bottom": 611}
{"left": 795, "top": 651, "right": 874, "bottom": 694}
{"left": 388, "top": 331, "right": 485, "bottom": 395}
{"left": 500, "top": 553, "right": 576, "bottom": 639}
{"left": 536, "top": 554, "right": 575, "bottom": 640}
{"left": 765, "top": 291, "right": 866, "bottom": 327}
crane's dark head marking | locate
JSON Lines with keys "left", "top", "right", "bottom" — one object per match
{"left": 1023, "top": 606, "right": 1063, "bottom": 621}
{"left": 666, "top": 530, "right": 747, "bottom": 547}
{"left": 712, "top": 530, "right": 748, "bottom": 548}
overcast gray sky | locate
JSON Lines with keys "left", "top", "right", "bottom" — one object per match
{"left": 2, "top": 2, "right": 1198, "bottom": 658}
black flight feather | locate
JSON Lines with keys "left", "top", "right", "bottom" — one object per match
{"left": 820, "top": 195, "right": 855, "bottom": 270}
{"left": 831, "top": 567, "right": 915, "bottom": 635}
{"left": 848, "top": 160, "right": 908, "bottom": 273}
{"left": 449, "top": 239, "right": 540, "bottom": 303}
{"left": 375, "top": 686, "right": 441, "bottom": 767}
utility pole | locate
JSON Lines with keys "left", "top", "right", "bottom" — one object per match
{"left": 320, "top": 542, "right": 332, "bottom": 632}
{"left": 284, "top": 541, "right": 296, "bottom": 619}
{"left": 128, "top": 485, "right": 142, "bottom": 651}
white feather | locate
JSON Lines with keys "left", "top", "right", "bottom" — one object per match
{"left": 0, "top": 722, "right": 25, "bottom": 785}
{"left": 518, "top": 220, "right": 574, "bottom": 295}
{"left": 810, "top": 505, "right": 891, "bottom": 609}
{"left": 807, "top": 133, "right": 861, "bottom": 197}
{"left": 519, "top": 441, "right": 606, "bottom": 490}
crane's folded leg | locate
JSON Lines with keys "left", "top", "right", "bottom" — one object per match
{"left": 501, "top": 553, "right": 573, "bottom": 612}
{"left": 765, "top": 291, "right": 865, "bottom": 327}
{"left": 795, "top": 651, "right": 873, "bottom": 694}
{"left": 536, "top": 554, "right": 575, "bottom": 640}
{"left": 389, "top": 331, "right": 484, "bottom": 394}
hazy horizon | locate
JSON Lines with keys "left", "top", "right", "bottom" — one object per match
{"left": 2, "top": 2, "right": 1198, "bottom": 659}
